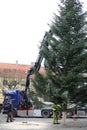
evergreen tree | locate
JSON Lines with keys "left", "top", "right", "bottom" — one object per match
{"left": 33, "top": 0, "right": 87, "bottom": 110}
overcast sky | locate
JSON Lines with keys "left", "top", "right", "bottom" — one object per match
{"left": 0, "top": 0, "right": 86, "bottom": 65}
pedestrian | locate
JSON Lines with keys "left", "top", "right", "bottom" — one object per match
{"left": 6, "top": 100, "right": 13, "bottom": 122}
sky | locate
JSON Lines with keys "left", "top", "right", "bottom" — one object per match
{"left": 0, "top": 0, "right": 86, "bottom": 65}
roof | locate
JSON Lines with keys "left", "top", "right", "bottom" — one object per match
{"left": 0, "top": 62, "right": 45, "bottom": 79}
{"left": 0, "top": 62, "right": 29, "bottom": 70}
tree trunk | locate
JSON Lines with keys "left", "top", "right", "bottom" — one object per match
{"left": 62, "top": 112, "right": 66, "bottom": 124}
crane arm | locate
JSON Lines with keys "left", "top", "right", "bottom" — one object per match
{"left": 25, "top": 30, "right": 52, "bottom": 92}
{"left": 24, "top": 30, "right": 53, "bottom": 113}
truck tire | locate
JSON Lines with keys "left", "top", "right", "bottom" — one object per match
{"left": 41, "top": 110, "right": 50, "bottom": 118}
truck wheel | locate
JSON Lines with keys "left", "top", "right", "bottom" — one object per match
{"left": 41, "top": 110, "right": 50, "bottom": 118}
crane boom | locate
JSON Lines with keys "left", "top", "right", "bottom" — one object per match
{"left": 25, "top": 30, "right": 52, "bottom": 90}
{"left": 24, "top": 30, "right": 53, "bottom": 112}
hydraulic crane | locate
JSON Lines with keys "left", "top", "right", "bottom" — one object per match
{"left": 2, "top": 30, "right": 53, "bottom": 117}
{"left": 25, "top": 30, "right": 53, "bottom": 115}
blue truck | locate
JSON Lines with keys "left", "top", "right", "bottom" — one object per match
{"left": 3, "top": 89, "right": 60, "bottom": 118}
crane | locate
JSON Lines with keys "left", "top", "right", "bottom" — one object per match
{"left": 2, "top": 30, "right": 53, "bottom": 117}
{"left": 24, "top": 30, "right": 53, "bottom": 115}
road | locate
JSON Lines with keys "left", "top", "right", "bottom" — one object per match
{"left": 0, "top": 113, "right": 87, "bottom": 130}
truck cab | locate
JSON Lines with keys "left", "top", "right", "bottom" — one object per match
{"left": 3, "top": 89, "right": 32, "bottom": 117}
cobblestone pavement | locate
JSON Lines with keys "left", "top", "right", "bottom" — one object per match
{"left": 0, "top": 113, "right": 87, "bottom": 130}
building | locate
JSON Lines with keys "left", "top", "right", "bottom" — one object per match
{"left": 0, "top": 62, "right": 45, "bottom": 103}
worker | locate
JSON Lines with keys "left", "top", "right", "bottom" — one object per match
{"left": 6, "top": 100, "right": 13, "bottom": 122}
{"left": 52, "top": 104, "right": 58, "bottom": 124}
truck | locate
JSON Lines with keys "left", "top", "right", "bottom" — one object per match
{"left": 2, "top": 30, "right": 60, "bottom": 118}
{"left": 3, "top": 89, "right": 57, "bottom": 117}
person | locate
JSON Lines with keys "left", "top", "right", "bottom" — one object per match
{"left": 52, "top": 104, "right": 58, "bottom": 124}
{"left": 6, "top": 100, "right": 13, "bottom": 122}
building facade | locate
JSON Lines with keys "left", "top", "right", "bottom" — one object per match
{"left": 0, "top": 62, "right": 45, "bottom": 103}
